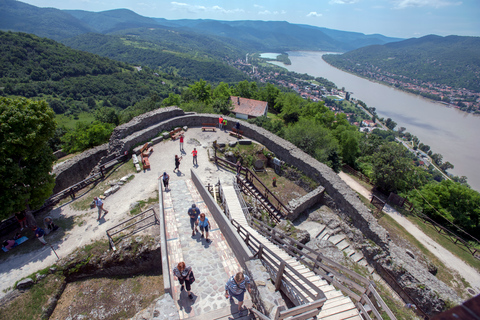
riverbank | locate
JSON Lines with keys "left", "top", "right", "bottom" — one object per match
{"left": 275, "top": 51, "right": 480, "bottom": 192}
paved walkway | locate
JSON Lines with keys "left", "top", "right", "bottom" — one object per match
{"left": 164, "top": 179, "right": 251, "bottom": 319}
{"left": 338, "top": 171, "right": 480, "bottom": 291}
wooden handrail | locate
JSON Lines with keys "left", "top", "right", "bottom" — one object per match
{"left": 251, "top": 218, "right": 397, "bottom": 320}
{"left": 231, "top": 219, "right": 326, "bottom": 304}
{"left": 213, "top": 155, "right": 292, "bottom": 218}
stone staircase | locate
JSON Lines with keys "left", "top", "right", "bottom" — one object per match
{"left": 315, "top": 224, "right": 374, "bottom": 274}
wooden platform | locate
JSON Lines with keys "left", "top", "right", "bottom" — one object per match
{"left": 222, "top": 185, "right": 362, "bottom": 320}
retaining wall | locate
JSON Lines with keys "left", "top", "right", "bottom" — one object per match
{"left": 52, "top": 144, "right": 108, "bottom": 194}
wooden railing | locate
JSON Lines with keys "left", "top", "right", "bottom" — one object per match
{"left": 106, "top": 208, "right": 159, "bottom": 251}
{"left": 213, "top": 155, "right": 290, "bottom": 222}
{"left": 252, "top": 218, "right": 397, "bottom": 320}
{"left": 342, "top": 164, "right": 373, "bottom": 186}
{"left": 231, "top": 219, "right": 327, "bottom": 320}
{"left": 343, "top": 164, "right": 479, "bottom": 257}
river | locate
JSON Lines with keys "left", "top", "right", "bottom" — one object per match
{"left": 270, "top": 51, "right": 480, "bottom": 192}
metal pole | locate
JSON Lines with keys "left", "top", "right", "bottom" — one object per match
{"left": 50, "top": 245, "right": 60, "bottom": 259}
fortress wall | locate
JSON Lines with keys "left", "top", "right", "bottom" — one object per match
{"left": 110, "top": 110, "right": 389, "bottom": 248}
{"left": 52, "top": 144, "right": 108, "bottom": 194}
{"left": 52, "top": 108, "right": 388, "bottom": 249}
{"left": 109, "top": 107, "right": 185, "bottom": 143}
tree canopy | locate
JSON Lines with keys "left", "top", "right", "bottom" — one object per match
{"left": 0, "top": 97, "right": 56, "bottom": 219}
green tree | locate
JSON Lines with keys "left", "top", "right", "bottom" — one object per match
{"left": 188, "top": 79, "right": 212, "bottom": 103}
{"left": 371, "top": 142, "right": 415, "bottom": 193}
{"left": 385, "top": 117, "right": 397, "bottom": 130}
{"left": 0, "top": 97, "right": 56, "bottom": 219}
{"left": 284, "top": 119, "right": 340, "bottom": 167}
{"left": 61, "top": 121, "right": 114, "bottom": 153}
{"left": 408, "top": 180, "right": 480, "bottom": 231}
{"left": 94, "top": 107, "right": 119, "bottom": 125}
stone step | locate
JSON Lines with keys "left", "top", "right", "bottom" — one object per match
{"left": 328, "top": 234, "right": 345, "bottom": 245}
{"left": 317, "top": 228, "right": 330, "bottom": 240}
{"left": 336, "top": 239, "right": 350, "bottom": 251}
{"left": 321, "top": 233, "right": 331, "bottom": 241}
{"left": 367, "top": 266, "right": 375, "bottom": 275}
{"left": 343, "top": 247, "right": 356, "bottom": 257}
{"left": 350, "top": 252, "right": 364, "bottom": 263}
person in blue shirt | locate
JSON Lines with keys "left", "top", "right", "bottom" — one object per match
{"left": 32, "top": 226, "right": 47, "bottom": 245}
{"left": 187, "top": 204, "right": 200, "bottom": 236}
{"left": 225, "top": 272, "right": 251, "bottom": 314}
{"left": 197, "top": 213, "right": 211, "bottom": 242}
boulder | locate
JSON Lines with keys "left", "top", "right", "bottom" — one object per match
{"left": 295, "top": 229, "right": 311, "bottom": 244}
{"left": 229, "top": 141, "right": 238, "bottom": 147}
{"left": 104, "top": 185, "right": 120, "bottom": 197}
{"left": 162, "top": 132, "right": 170, "bottom": 139}
{"left": 16, "top": 278, "right": 34, "bottom": 290}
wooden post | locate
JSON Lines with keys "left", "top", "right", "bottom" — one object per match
{"left": 245, "top": 233, "right": 250, "bottom": 246}
{"left": 275, "top": 261, "right": 286, "bottom": 291}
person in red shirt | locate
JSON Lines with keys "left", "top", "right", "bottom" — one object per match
{"left": 219, "top": 116, "right": 224, "bottom": 129}
{"left": 192, "top": 148, "right": 198, "bottom": 166}
{"left": 179, "top": 134, "right": 184, "bottom": 152}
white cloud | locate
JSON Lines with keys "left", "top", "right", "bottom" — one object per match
{"left": 329, "top": 0, "right": 359, "bottom": 4}
{"left": 258, "top": 10, "right": 286, "bottom": 15}
{"left": 253, "top": 4, "right": 264, "bottom": 9}
{"left": 392, "top": 0, "right": 462, "bottom": 9}
{"left": 307, "top": 11, "right": 323, "bottom": 17}
{"left": 170, "top": 2, "right": 244, "bottom": 14}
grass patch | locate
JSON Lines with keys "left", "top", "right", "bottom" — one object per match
{"left": 55, "top": 112, "right": 96, "bottom": 130}
{"left": 393, "top": 206, "right": 480, "bottom": 274}
{"left": 129, "top": 194, "right": 159, "bottom": 216}
{"left": 0, "top": 273, "right": 65, "bottom": 320}
{"left": 377, "top": 212, "right": 472, "bottom": 299}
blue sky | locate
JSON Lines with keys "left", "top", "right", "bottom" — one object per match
{"left": 21, "top": 0, "right": 480, "bottom": 38}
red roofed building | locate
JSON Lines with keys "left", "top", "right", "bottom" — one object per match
{"left": 230, "top": 96, "right": 268, "bottom": 120}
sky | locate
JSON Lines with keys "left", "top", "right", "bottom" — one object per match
{"left": 20, "top": 0, "right": 480, "bottom": 39}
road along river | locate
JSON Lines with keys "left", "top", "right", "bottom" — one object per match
{"left": 270, "top": 51, "right": 480, "bottom": 192}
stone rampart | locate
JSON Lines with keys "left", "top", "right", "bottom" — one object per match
{"left": 52, "top": 144, "right": 108, "bottom": 194}
{"left": 119, "top": 112, "right": 391, "bottom": 248}
{"left": 51, "top": 109, "right": 389, "bottom": 252}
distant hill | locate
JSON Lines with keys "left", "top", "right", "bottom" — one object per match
{"left": 0, "top": 31, "right": 191, "bottom": 115}
{"left": 61, "top": 30, "right": 249, "bottom": 83}
{"left": 0, "top": 0, "right": 94, "bottom": 40}
{"left": 65, "top": 9, "right": 162, "bottom": 34}
{"left": 0, "top": 1, "right": 401, "bottom": 52}
{"left": 152, "top": 19, "right": 402, "bottom": 52}
{"left": 323, "top": 35, "right": 480, "bottom": 92}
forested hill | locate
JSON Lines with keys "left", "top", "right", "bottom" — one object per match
{"left": 0, "top": 31, "right": 127, "bottom": 81}
{"left": 0, "top": 0, "right": 94, "bottom": 40}
{"left": 153, "top": 19, "right": 402, "bottom": 52}
{"left": 0, "top": 31, "right": 192, "bottom": 119}
{"left": 1, "top": 1, "right": 401, "bottom": 52}
{"left": 323, "top": 35, "right": 480, "bottom": 92}
{"left": 61, "top": 30, "right": 249, "bottom": 83}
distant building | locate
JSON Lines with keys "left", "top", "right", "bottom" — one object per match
{"left": 230, "top": 96, "right": 268, "bottom": 120}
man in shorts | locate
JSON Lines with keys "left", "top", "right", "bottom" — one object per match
{"left": 187, "top": 204, "right": 200, "bottom": 236}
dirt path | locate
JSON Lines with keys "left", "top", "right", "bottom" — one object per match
{"left": 338, "top": 171, "right": 480, "bottom": 291}
{"left": 0, "top": 128, "right": 242, "bottom": 298}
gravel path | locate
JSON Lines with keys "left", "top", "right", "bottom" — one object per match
{"left": 0, "top": 128, "right": 241, "bottom": 298}
{"left": 338, "top": 171, "right": 480, "bottom": 292}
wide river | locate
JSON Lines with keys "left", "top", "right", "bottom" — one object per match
{"left": 270, "top": 51, "right": 480, "bottom": 191}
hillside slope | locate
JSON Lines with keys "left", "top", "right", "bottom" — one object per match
{"left": 0, "top": 31, "right": 192, "bottom": 115}
{"left": 323, "top": 35, "right": 480, "bottom": 92}
{"left": 0, "top": 0, "right": 94, "bottom": 40}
